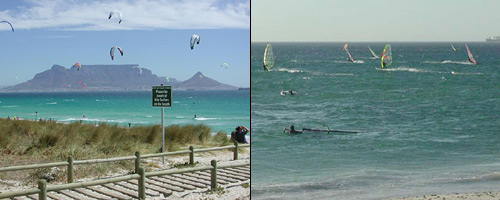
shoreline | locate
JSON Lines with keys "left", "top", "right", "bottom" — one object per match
{"left": 394, "top": 191, "right": 500, "bottom": 200}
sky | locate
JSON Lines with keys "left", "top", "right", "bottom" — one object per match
{"left": 0, "top": 0, "right": 249, "bottom": 87}
{"left": 252, "top": 0, "right": 500, "bottom": 42}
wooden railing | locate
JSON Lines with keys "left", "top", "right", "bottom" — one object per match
{"left": 0, "top": 142, "right": 250, "bottom": 183}
{"left": 0, "top": 160, "right": 250, "bottom": 200}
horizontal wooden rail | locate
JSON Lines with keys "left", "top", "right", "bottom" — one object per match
{"left": 73, "top": 156, "right": 136, "bottom": 165}
{"left": 0, "top": 188, "right": 40, "bottom": 199}
{"left": 145, "top": 166, "right": 213, "bottom": 178}
{"left": 47, "top": 174, "right": 140, "bottom": 191}
{"left": 0, "top": 162, "right": 68, "bottom": 173}
{"left": 141, "top": 150, "right": 191, "bottom": 159}
{"left": 218, "top": 161, "right": 250, "bottom": 169}
{"left": 194, "top": 146, "right": 234, "bottom": 153}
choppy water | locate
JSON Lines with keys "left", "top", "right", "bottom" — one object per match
{"left": 251, "top": 42, "right": 500, "bottom": 199}
{"left": 0, "top": 90, "right": 249, "bottom": 134}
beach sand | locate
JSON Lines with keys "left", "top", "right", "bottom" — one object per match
{"left": 394, "top": 191, "right": 500, "bottom": 200}
{"left": 0, "top": 147, "right": 250, "bottom": 199}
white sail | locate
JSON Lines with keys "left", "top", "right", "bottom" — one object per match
{"left": 451, "top": 44, "right": 457, "bottom": 52}
{"left": 263, "top": 43, "right": 275, "bottom": 71}
{"left": 368, "top": 46, "right": 379, "bottom": 59}
{"left": 343, "top": 43, "right": 355, "bottom": 62}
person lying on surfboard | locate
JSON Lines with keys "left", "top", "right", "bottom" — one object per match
{"left": 289, "top": 125, "right": 302, "bottom": 134}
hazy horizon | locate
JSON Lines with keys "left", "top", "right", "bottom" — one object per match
{"left": 252, "top": 0, "right": 500, "bottom": 42}
{"left": 251, "top": 41, "right": 494, "bottom": 43}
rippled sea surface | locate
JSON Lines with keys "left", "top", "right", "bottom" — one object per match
{"left": 251, "top": 42, "right": 500, "bottom": 199}
{"left": 0, "top": 90, "right": 249, "bottom": 134}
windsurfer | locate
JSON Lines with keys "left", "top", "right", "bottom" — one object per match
{"left": 382, "top": 56, "right": 389, "bottom": 67}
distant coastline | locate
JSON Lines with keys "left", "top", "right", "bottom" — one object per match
{"left": 0, "top": 87, "right": 241, "bottom": 93}
{"left": 1, "top": 64, "right": 240, "bottom": 93}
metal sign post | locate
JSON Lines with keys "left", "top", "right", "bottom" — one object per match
{"left": 161, "top": 107, "right": 164, "bottom": 163}
{"left": 152, "top": 85, "right": 172, "bottom": 164}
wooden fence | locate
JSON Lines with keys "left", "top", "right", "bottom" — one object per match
{"left": 0, "top": 160, "right": 250, "bottom": 200}
{"left": 0, "top": 142, "right": 250, "bottom": 184}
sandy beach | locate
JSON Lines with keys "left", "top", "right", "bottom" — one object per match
{"left": 0, "top": 147, "right": 250, "bottom": 199}
{"left": 394, "top": 191, "right": 500, "bottom": 200}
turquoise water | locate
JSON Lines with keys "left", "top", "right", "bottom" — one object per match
{"left": 0, "top": 90, "right": 249, "bottom": 134}
{"left": 251, "top": 42, "right": 500, "bottom": 199}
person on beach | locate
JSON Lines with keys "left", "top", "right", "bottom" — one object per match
{"left": 232, "top": 126, "right": 249, "bottom": 144}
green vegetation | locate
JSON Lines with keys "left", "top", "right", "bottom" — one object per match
{"left": 207, "top": 186, "right": 226, "bottom": 196}
{"left": 0, "top": 118, "right": 232, "bottom": 183}
{"left": 171, "top": 161, "right": 199, "bottom": 169}
{"left": 241, "top": 182, "right": 249, "bottom": 188}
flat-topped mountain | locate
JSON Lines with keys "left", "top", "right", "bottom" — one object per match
{"left": 1, "top": 64, "right": 237, "bottom": 92}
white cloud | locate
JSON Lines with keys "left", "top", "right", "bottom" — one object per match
{"left": 0, "top": 0, "right": 249, "bottom": 31}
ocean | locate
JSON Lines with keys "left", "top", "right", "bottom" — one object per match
{"left": 251, "top": 42, "right": 500, "bottom": 199}
{"left": 0, "top": 90, "right": 249, "bottom": 134}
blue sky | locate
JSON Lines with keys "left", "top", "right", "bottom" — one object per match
{"left": 252, "top": 0, "right": 500, "bottom": 42}
{"left": 0, "top": 0, "right": 249, "bottom": 87}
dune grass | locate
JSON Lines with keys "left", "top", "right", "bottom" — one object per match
{"left": 0, "top": 118, "right": 232, "bottom": 184}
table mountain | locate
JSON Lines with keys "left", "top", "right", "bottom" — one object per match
{"left": 1, "top": 64, "right": 237, "bottom": 92}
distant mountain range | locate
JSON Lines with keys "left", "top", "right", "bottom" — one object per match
{"left": 1, "top": 64, "right": 238, "bottom": 92}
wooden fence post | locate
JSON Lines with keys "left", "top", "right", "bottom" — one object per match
{"left": 38, "top": 179, "right": 47, "bottom": 200}
{"left": 138, "top": 167, "right": 146, "bottom": 200}
{"left": 233, "top": 142, "right": 239, "bottom": 160}
{"left": 67, "top": 156, "right": 74, "bottom": 183}
{"left": 189, "top": 146, "right": 194, "bottom": 165}
{"left": 210, "top": 160, "right": 217, "bottom": 191}
{"left": 135, "top": 151, "right": 141, "bottom": 173}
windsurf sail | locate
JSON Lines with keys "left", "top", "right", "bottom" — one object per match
{"left": 263, "top": 43, "right": 275, "bottom": 71}
{"left": 465, "top": 44, "right": 477, "bottom": 65}
{"left": 343, "top": 43, "right": 355, "bottom": 62}
{"left": 380, "top": 44, "right": 392, "bottom": 68}
{"left": 368, "top": 46, "right": 379, "bottom": 58}
{"left": 451, "top": 44, "right": 457, "bottom": 52}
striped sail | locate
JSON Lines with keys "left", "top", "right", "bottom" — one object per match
{"left": 380, "top": 44, "right": 392, "bottom": 69}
